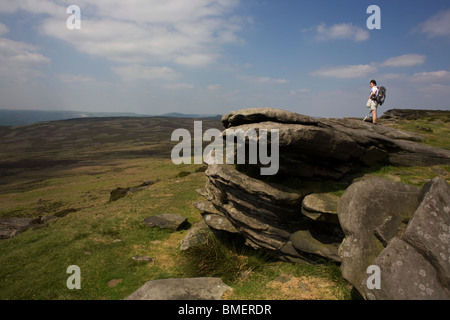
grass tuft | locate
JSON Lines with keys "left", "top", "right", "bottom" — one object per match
{"left": 180, "top": 233, "right": 272, "bottom": 283}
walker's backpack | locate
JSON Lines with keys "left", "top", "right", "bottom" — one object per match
{"left": 377, "top": 86, "right": 386, "bottom": 106}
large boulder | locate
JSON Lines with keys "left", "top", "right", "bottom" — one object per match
{"left": 364, "top": 237, "right": 450, "bottom": 299}
{"left": 362, "top": 177, "right": 450, "bottom": 300}
{"left": 402, "top": 177, "right": 450, "bottom": 288}
{"left": 338, "top": 177, "right": 421, "bottom": 297}
{"left": 196, "top": 108, "right": 450, "bottom": 291}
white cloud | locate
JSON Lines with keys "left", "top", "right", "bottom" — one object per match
{"left": 173, "top": 53, "right": 217, "bottom": 67}
{"left": 311, "top": 53, "right": 426, "bottom": 80}
{"left": 207, "top": 84, "right": 221, "bottom": 90}
{"left": 419, "top": 83, "right": 450, "bottom": 94}
{"left": 306, "top": 23, "right": 369, "bottom": 42}
{"left": 56, "top": 74, "right": 99, "bottom": 84}
{"left": 0, "top": 23, "right": 9, "bottom": 35}
{"left": 311, "top": 64, "right": 377, "bottom": 79}
{"left": 236, "top": 74, "right": 288, "bottom": 84}
{"left": 0, "top": 0, "right": 63, "bottom": 15}
{"left": 290, "top": 89, "right": 311, "bottom": 95}
{"left": 18, "top": 0, "right": 245, "bottom": 66}
{"left": 75, "top": 0, "right": 239, "bottom": 25}
{"left": 410, "top": 70, "right": 450, "bottom": 82}
{"left": 111, "top": 64, "right": 182, "bottom": 82}
{"left": 380, "top": 54, "right": 426, "bottom": 68}
{"left": 376, "top": 69, "right": 450, "bottom": 84}
{"left": 382, "top": 73, "right": 407, "bottom": 80}
{"left": 418, "top": 9, "right": 450, "bottom": 38}
{"left": 0, "top": 37, "right": 50, "bottom": 81}
{"left": 161, "top": 82, "right": 194, "bottom": 90}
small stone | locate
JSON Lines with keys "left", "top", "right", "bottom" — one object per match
{"left": 143, "top": 214, "right": 188, "bottom": 231}
{"left": 125, "top": 278, "right": 233, "bottom": 300}
{"left": 179, "top": 221, "right": 211, "bottom": 251}
{"left": 132, "top": 256, "right": 153, "bottom": 262}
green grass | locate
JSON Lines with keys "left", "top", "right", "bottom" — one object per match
{"left": 0, "top": 159, "right": 206, "bottom": 299}
{"left": 383, "top": 117, "right": 450, "bottom": 150}
{"left": 363, "top": 164, "right": 450, "bottom": 186}
{"left": 0, "top": 155, "right": 352, "bottom": 300}
{"left": 226, "top": 261, "right": 351, "bottom": 300}
{"left": 179, "top": 233, "right": 352, "bottom": 300}
{"left": 0, "top": 114, "right": 448, "bottom": 300}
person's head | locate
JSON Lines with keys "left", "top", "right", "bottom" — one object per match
{"left": 370, "top": 79, "right": 377, "bottom": 88}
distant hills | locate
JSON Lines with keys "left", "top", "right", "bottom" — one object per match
{"left": 158, "top": 112, "right": 222, "bottom": 119}
{"left": 0, "top": 109, "right": 222, "bottom": 126}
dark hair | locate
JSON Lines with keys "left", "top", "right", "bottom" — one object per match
{"left": 370, "top": 79, "right": 377, "bottom": 86}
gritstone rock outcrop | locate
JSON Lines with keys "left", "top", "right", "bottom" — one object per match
{"left": 194, "top": 108, "right": 450, "bottom": 299}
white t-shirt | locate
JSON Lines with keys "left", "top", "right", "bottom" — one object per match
{"left": 371, "top": 86, "right": 379, "bottom": 100}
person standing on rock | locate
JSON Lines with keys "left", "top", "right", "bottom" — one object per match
{"left": 366, "top": 79, "right": 379, "bottom": 124}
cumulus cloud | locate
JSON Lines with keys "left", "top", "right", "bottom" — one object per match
{"left": 0, "top": 37, "right": 50, "bottom": 81}
{"left": 418, "top": 9, "right": 450, "bottom": 38}
{"left": 306, "top": 23, "right": 369, "bottom": 42}
{"left": 419, "top": 83, "right": 450, "bottom": 94}
{"left": 111, "top": 65, "right": 182, "bottom": 82}
{"left": 289, "top": 89, "right": 311, "bottom": 95}
{"left": 160, "top": 82, "right": 194, "bottom": 90}
{"left": 56, "top": 74, "right": 100, "bottom": 84}
{"left": 207, "top": 84, "right": 221, "bottom": 90}
{"left": 173, "top": 54, "right": 217, "bottom": 67}
{"left": 7, "top": 0, "right": 245, "bottom": 66}
{"left": 410, "top": 70, "right": 450, "bottom": 82}
{"left": 236, "top": 74, "right": 288, "bottom": 84}
{"left": 311, "top": 53, "right": 428, "bottom": 80}
{"left": 0, "top": 23, "right": 9, "bottom": 35}
{"left": 0, "top": 0, "right": 62, "bottom": 15}
{"left": 380, "top": 54, "right": 426, "bottom": 68}
{"left": 311, "top": 64, "right": 377, "bottom": 79}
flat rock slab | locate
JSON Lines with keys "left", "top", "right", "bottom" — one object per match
{"left": 301, "top": 193, "right": 340, "bottom": 225}
{"left": 0, "top": 217, "right": 40, "bottom": 239}
{"left": 143, "top": 214, "right": 188, "bottom": 231}
{"left": 302, "top": 193, "right": 339, "bottom": 214}
{"left": 132, "top": 256, "right": 153, "bottom": 263}
{"left": 203, "top": 213, "right": 240, "bottom": 234}
{"left": 125, "top": 277, "right": 233, "bottom": 300}
{"left": 290, "top": 230, "right": 341, "bottom": 262}
{"left": 222, "top": 108, "right": 450, "bottom": 172}
{"left": 194, "top": 201, "right": 239, "bottom": 234}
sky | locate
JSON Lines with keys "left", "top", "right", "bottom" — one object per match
{"left": 0, "top": 0, "right": 450, "bottom": 118}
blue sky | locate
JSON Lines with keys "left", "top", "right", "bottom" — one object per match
{"left": 1, "top": 0, "right": 450, "bottom": 118}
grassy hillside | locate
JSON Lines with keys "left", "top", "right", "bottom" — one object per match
{"left": 0, "top": 113, "right": 448, "bottom": 300}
